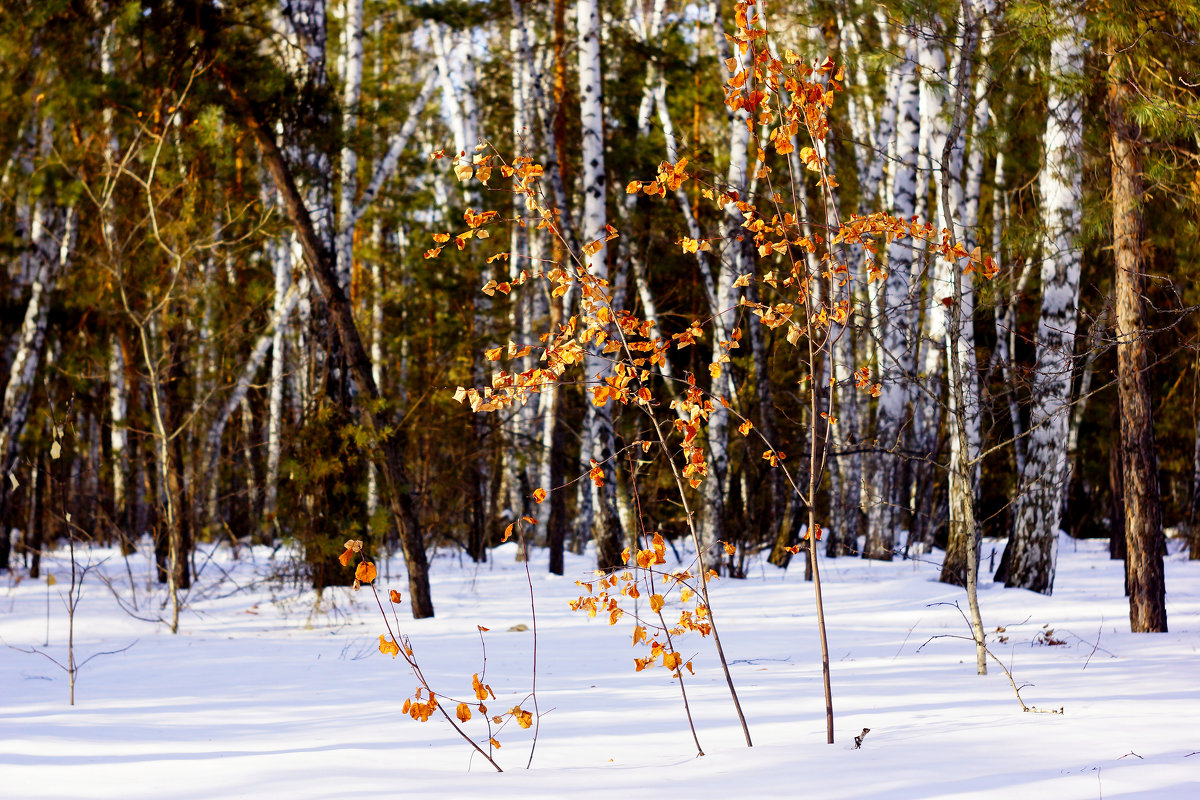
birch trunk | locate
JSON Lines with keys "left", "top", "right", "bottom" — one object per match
{"left": 1000, "top": 8, "right": 1084, "bottom": 593}
{"left": 940, "top": 4, "right": 988, "bottom": 586}
{"left": 0, "top": 206, "right": 74, "bottom": 571}
{"left": 866, "top": 29, "right": 920, "bottom": 560}
{"left": 262, "top": 232, "right": 292, "bottom": 540}
{"left": 575, "top": 0, "right": 624, "bottom": 569}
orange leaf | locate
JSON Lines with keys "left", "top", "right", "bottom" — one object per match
{"left": 389, "top": 589, "right": 402, "bottom": 604}
{"left": 379, "top": 635, "right": 400, "bottom": 658}
{"left": 337, "top": 548, "right": 354, "bottom": 567}
{"left": 456, "top": 702, "right": 472, "bottom": 722}
{"left": 649, "top": 594, "right": 665, "bottom": 613}
{"left": 503, "top": 522, "right": 514, "bottom": 543}
{"left": 355, "top": 562, "right": 378, "bottom": 584}
{"left": 533, "top": 487, "right": 547, "bottom": 504}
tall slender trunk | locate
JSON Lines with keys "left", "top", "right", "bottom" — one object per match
{"left": 866, "top": 29, "right": 920, "bottom": 561}
{"left": 0, "top": 205, "right": 74, "bottom": 571}
{"left": 999, "top": 7, "right": 1084, "bottom": 593}
{"left": 940, "top": 4, "right": 989, "bottom": 585}
{"left": 217, "top": 55, "right": 436, "bottom": 617}
{"left": 262, "top": 231, "right": 292, "bottom": 540}
{"left": 574, "top": 0, "right": 623, "bottom": 570}
{"left": 1109, "top": 47, "right": 1166, "bottom": 633}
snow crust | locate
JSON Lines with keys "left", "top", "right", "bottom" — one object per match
{"left": 1, "top": 535, "right": 1196, "bottom": 799}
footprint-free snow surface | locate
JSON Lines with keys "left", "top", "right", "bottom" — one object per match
{"left": 2, "top": 535, "right": 1197, "bottom": 798}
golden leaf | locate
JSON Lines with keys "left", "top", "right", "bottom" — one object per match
{"left": 389, "top": 589, "right": 402, "bottom": 604}
{"left": 649, "top": 594, "right": 665, "bottom": 613}
{"left": 454, "top": 163, "right": 473, "bottom": 182}
{"left": 355, "top": 562, "right": 378, "bottom": 584}
{"left": 456, "top": 702, "right": 472, "bottom": 722}
{"left": 533, "top": 487, "right": 547, "bottom": 504}
{"left": 379, "top": 635, "right": 400, "bottom": 658}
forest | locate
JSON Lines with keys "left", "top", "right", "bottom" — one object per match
{"left": 3, "top": 1, "right": 1200, "bottom": 794}
{"left": 2, "top": 0, "right": 1199, "bottom": 638}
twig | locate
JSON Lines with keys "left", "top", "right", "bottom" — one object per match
{"left": 917, "top": 632, "right": 1064, "bottom": 714}
{"left": 514, "top": 520, "right": 541, "bottom": 770}
{"left": 853, "top": 728, "right": 871, "bottom": 749}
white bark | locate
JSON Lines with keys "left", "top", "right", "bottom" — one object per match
{"left": 0, "top": 207, "right": 75, "bottom": 480}
{"left": 867, "top": 29, "right": 920, "bottom": 558}
{"left": 334, "top": 0, "right": 364, "bottom": 291}
{"left": 262, "top": 232, "right": 293, "bottom": 535}
{"left": 574, "top": 0, "right": 623, "bottom": 564}
{"left": 1005, "top": 6, "right": 1085, "bottom": 593}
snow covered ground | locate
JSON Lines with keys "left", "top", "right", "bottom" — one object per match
{"left": 1, "top": 534, "right": 1196, "bottom": 799}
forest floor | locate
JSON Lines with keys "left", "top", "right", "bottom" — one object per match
{"left": 1, "top": 533, "right": 1197, "bottom": 799}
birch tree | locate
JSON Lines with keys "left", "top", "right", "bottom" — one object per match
{"left": 574, "top": 0, "right": 624, "bottom": 569}
{"left": 999, "top": 5, "right": 1085, "bottom": 593}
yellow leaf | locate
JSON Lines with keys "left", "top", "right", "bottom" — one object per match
{"left": 355, "top": 562, "right": 377, "bottom": 583}
{"left": 737, "top": 419, "right": 753, "bottom": 435}
{"left": 533, "top": 487, "right": 547, "bottom": 504}
{"left": 649, "top": 594, "right": 665, "bottom": 613}
{"left": 379, "top": 635, "right": 400, "bottom": 658}
{"left": 454, "top": 163, "right": 473, "bottom": 181}
{"left": 484, "top": 346, "right": 503, "bottom": 361}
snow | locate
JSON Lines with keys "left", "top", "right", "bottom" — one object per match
{"left": 2, "top": 535, "right": 1197, "bottom": 799}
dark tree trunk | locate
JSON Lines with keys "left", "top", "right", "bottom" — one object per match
{"left": 1109, "top": 53, "right": 1166, "bottom": 633}
{"left": 547, "top": 394, "right": 567, "bottom": 576}
{"left": 164, "top": 329, "right": 192, "bottom": 591}
{"left": 27, "top": 457, "right": 44, "bottom": 579}
{"left": 1109, "top": 400, "right": 1128, "bottom": 564}
{"left": 217, "top": 58, "right": 434, "bottom": 617}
